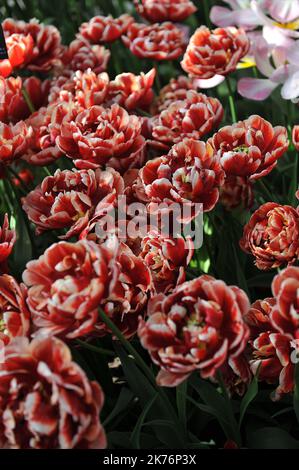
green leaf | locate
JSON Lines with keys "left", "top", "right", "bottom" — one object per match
{"left": 247, "top": 272, "right": 275, "bottom": 287}
{"left": 239, "top": 374, "right": 259, "bottom": 428}
{"left": 2, "top": 180, "right": 33, "bottom": 276}
{"left": 293, "top": 363, "right": 299, "bottom": 424}
{"left": 186, "top": 394, "right": 222, "bottom": 417}
{"left": 190, "top": 374, "right": 241, "bottom": 446}
{"left": 143, "top": 419, "right": 174, "bottom": 428}
{"left": 176, "top": 380, "right": 187, "bottom": 433}
{"left": 114, "top": 343, "right": 157, "bottom": 406}
{"left": 103, "top": 387, "right": 135, "bottom": 427}
{"left": 107, "top": 431, "right": 132, "bottom": 449}
{"left": 130, "top": 395, "right": 158, "bottom": 449}
{"left": 271, "top": 407, "right": 293, "bottom": 419}
{"left": 231, "top": 242, "right": 249, "bottom": 295}
{"left": 188, "top": 442, "right": 213, "bottom": 449}
{"left": 288, "top": 152, "right": 298, "bottom": 206}
{"left": 115, "top": 343, "right": 184, "bottom": 448}
{"left": 247, "top": 427, "right": 299, "bottom": 449}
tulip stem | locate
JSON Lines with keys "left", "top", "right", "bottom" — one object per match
{"left": 97, "top": 307, "right": 183, "bottom": 431}
{"left": 4, "top": 176, "right": 36, "bottom": 250}
{"left": 76, "top": 339, "right": 115, "bottom": 357}
{"left": 226, "top": 77, "right": 237, "bottom": 123}
{"left": 154, "top": 61, "right": 162, "bottom": 92}
{"left": 0, "top": 180, "right": 13, "bottom": 213}
{"left": 255, "top": 179, "right": 278, "bottom": 203}
{"left": 109, "top": 42, "right": 122, "bottom": 76}
{"left": 42, "top": 167, "right": 52, "bottom": 177}
{"left": 136, "top": 108, "right": 151, "bottom": 117}
{"left": 21, "top": 87, "right": 35, "bottom": 114}
{"left": 176, "top": 381, "right": 187, "bottom": 434}
{"left": 203, "top": 0, "right": 212, "bottom": 29}
{"left": 97, "top": 307, "right": 157, "bottom": 387}
{"left": 6, "top": 167, "right": 28, "bottom": 195}
{"left": 216, "top": 371, "right": 242, "bottom": 447}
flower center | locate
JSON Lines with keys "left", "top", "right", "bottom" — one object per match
{"left": 0, "top": 317, "right": 5, "bottom": 333}
{"left": 237, "top": 56, "right": 256, "bottom": 69}
{"left": 233, "top": 145, "right": 250, "bottom": 154}
{"left": 274, "top": 20, "right": 299, "bottom": 30}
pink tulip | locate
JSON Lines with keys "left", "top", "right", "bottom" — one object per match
{"left": 238, "top": 36, "right": 299, "bottom": 101}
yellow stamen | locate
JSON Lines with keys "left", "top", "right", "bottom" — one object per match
{"left": 274, "top": 20, "right": 299, "bottom": 30}
{"left": 237, "top": 56, "right": 256, "bottom": 69}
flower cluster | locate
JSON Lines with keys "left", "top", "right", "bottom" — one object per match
{"left": 138, "top": 275, "right": 250, "bottom": 386}
{"left": 22, "top": 167, "right": 124, "bottom": 238}
{"left": 208, "top": 115, "right": 289, "bottom": 180}
{"left": 240, "top": 202, "right": 299, "bottom": 270}
{"left": 1, "top": 18, "right": 63, "bottom": 76}
{"left": 181, "top": 26, "right": 250, "bottom": 81}
{"left": 0, "top": 337, "right": 106, "bottom": 448}
{"left": 140, "top": 138, "right": 225, "bottom": 212}
{"left": 246, "top": 266, "right": 299, "bottom": 399}
{"left": 210, "top": 1, "right": 299, "bottom": 101}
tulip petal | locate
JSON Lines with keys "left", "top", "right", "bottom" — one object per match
{"left": 238, "top": 77, "right": 278, "bottom": 100}
{"left": 253, "top": 37, "right": 274, "bottom": 77}
{"left": 281, "top": 70, "right": 299, "bottom": 100}
{"left": 210, "top": 6, "right": 259, "bottom": 29}
{"left": 194, "top": 75, "right": 225, "bottom": 89}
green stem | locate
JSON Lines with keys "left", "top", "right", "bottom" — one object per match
{"left": 97, "top": 307, "right": 181, "bottom": 428}
{"left": 0, "top": 180, "right": 13, "bottom": 213}
{"left": 109, "top": 42, "right": 122, "bottom": 76}
{"left": 6, "top": 167, "right": 29, "bottom": 195}
{"left": 176, "top": 381, "right": 187, "bottom": 434}
{"left": 5, "top": 176, "right": 36, "bottom": 249}
{"left": 216, "top": 372, "right": 242, "bottom": 447}
{"left": 97, "top": 307, "right": 157, "bottom": 387}
{"left": 195, "top": 249, "right": 201, "bottom": 270}
{"left": 76, "top": 339, "right": 115, "bottom": 357}
{"left": 42, "top": 167, "right": 52, "bottom": 177}
{"left": 153, "top": 61, "right": 162, "bottom": 92}
{"left": 226, "top": 77, "right": 237, "bottom": 123}
{"left": 252, "top": 66, "right": 258, "bottom": 78}
{"left": 136, "top": 108, "right": 151, "bottom": 117}
{"left": 22, "top": 87, "right": 35, "bottom": 114}
{"left": 203, "top": 0, "right": 212, "bottom": 28}
{"left": 255, "top": 179, "right": 277, "bottom": 203}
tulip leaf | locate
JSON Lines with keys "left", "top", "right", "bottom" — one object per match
{"left": 293, "top": 363, "right": 299, "bottom": 424}
{"left": 103, "top": 387, "right": 135, "bottom": 427}
{"left": 247, "top": 427, "right": 299, "bottom": 449}
{"left": 190, "top": 374, "right": 241, "bottom": 446}
{"left": 114, "top": 343, "right": 185, "bottom": 448}
{"left": 130, "top": 394, "right": 158, "bottom": 449}
{"left": 239, "top": 374, "right": 259, "bottom": 428}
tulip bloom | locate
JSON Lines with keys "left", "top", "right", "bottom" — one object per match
{"left": 0, "top": 336, "right": 106, "bottom": 448}
{"left": 209, "top": 115, "right": 288, "bottom": 180}
{"left": 140, "top": 138, "right": 225, "bottom": 212}
{"left": 138, "top": 275, "right": 250, "bottom": 386}
{"left": 3, "top": 18, "right": 63, "bottom": 72}
{"left": 122, "top": 22, "right": 186, "bottom": 61}
{"left": 79, "top": 14, "right": 133, "bottom": 44}
{"left": 134, "top": 0, "right": 197, "bottom": 23}
{"left": 150, "top": 91, "right": 223, "bottom": 150}
{"left": 56, "top": 104, "right": 146, "bottom": 173}
{"left": 0, "top": 274, "right": 30, "bottom": 345}
{"left": 240, "top": 203, "right": 299, "bottom": 270}
{"left": 181, "top": 26, "right": 249, "bottom": 79}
